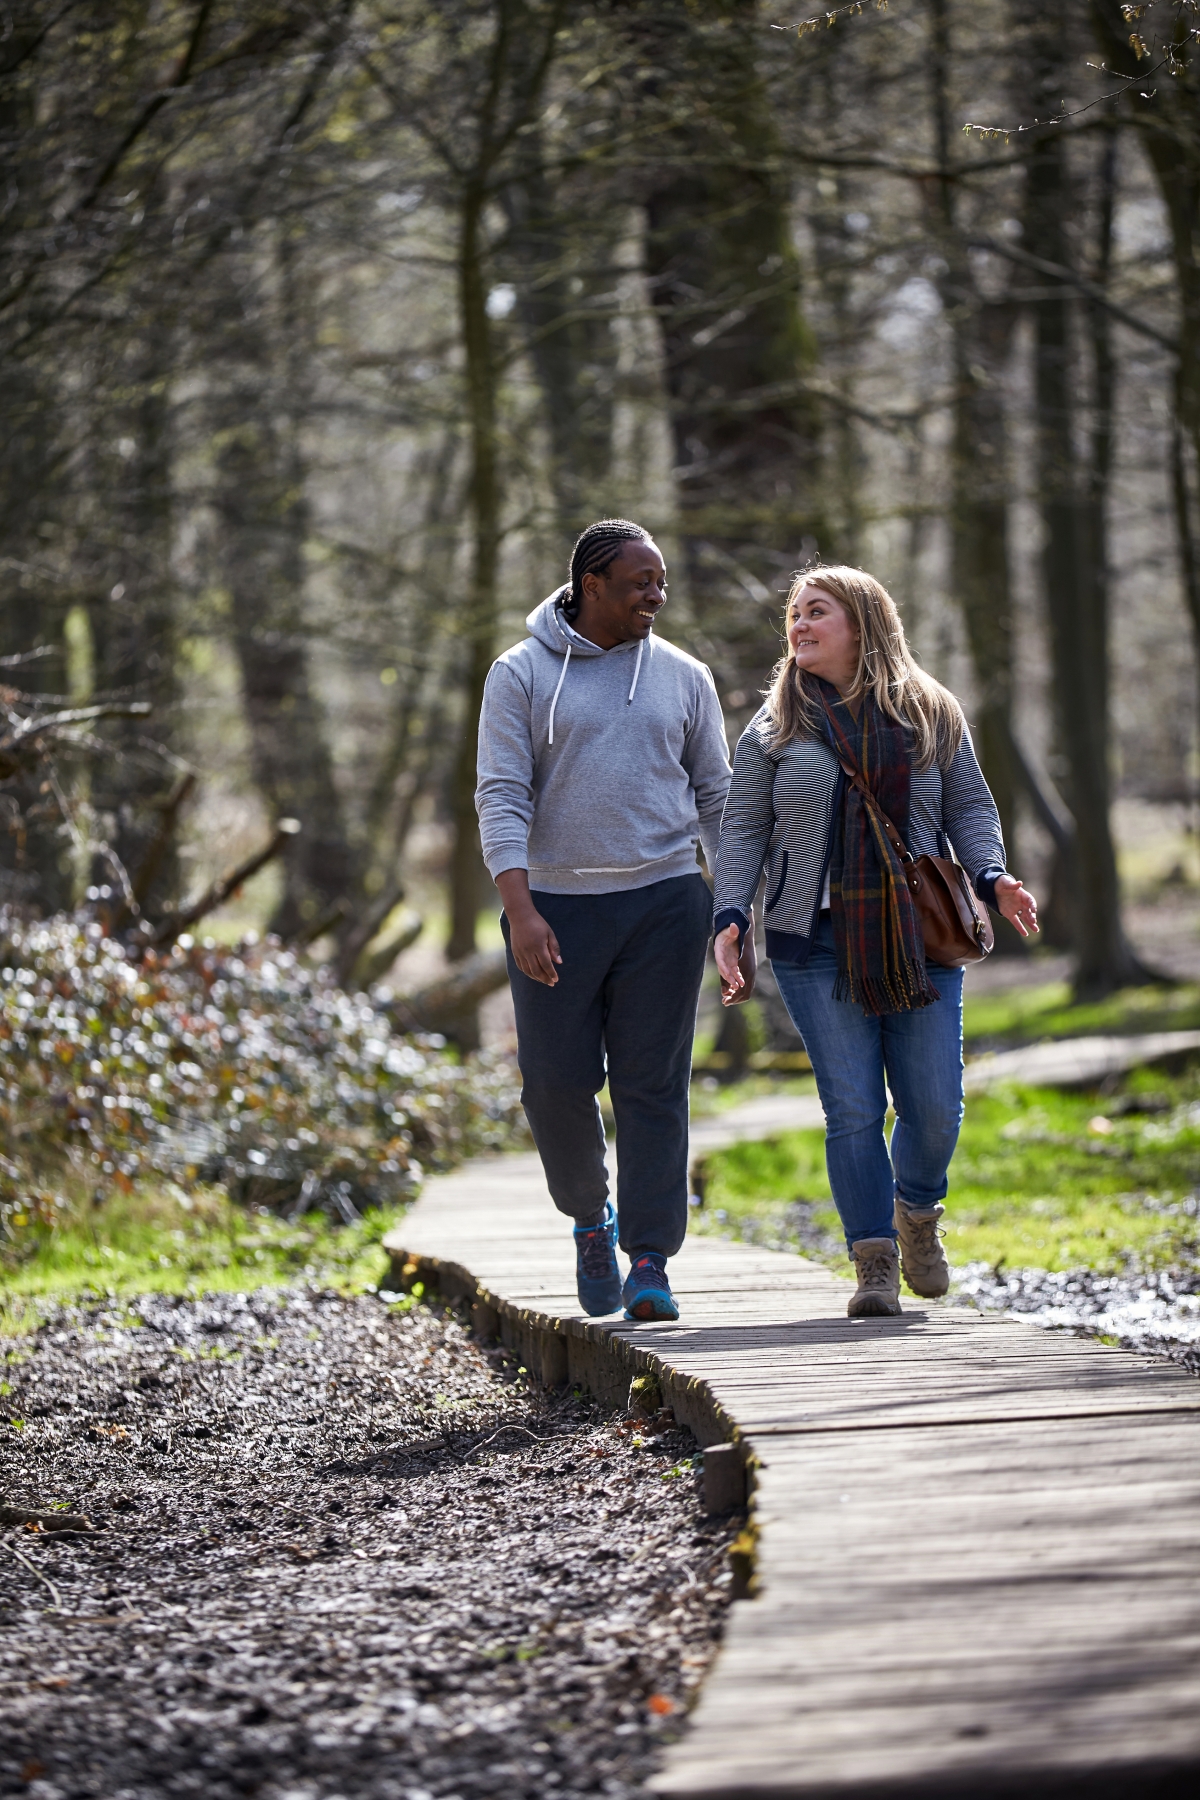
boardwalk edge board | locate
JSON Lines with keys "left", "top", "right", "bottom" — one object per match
{"left": 382, "top": 1240, "right": 750, "bottom": 1469}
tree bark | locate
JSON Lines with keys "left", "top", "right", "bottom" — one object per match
{"left": 443, "top": 0, "right": 566, "bottom": 964}
{"left": 1091, "top": 3, "right": 1200, "bottom": 783}
{"left": 629, "top": 0, "right": 825, "bottom": 711}
{"left": 211, "top": 241, "right": 360, "bottom": 939}
{"left": 926, "top": 0, "right": 1021, "bottom": 945}
{"left": 446, "top": 174, "right": 502, "bottom": 965}
{"left": 1022, "top": 4, "right": 1151, "bottom": 996}
{"left": 501, "top": 127, "right": 619, "bottom": 529}
{"left": 87, "top": 294, "right": 179, "bottom": 916}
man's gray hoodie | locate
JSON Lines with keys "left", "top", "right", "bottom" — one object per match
{"left": 475, "top": 593, "right": 731, "bottom": 895}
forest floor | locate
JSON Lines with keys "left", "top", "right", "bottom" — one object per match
{"left": 0, "top": 1290, "right": 737, "bottom": 1800}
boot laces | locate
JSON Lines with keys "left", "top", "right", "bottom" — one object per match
{"left": 908, "top": 1215, "right": 944, "bottom": 1255}
{"left": 577, "top": 1221, "right": 615, "bottom": 1279}
{"left": 857, "top": 1248, "right": 896, "bottom": 1289}
{"left": 629, "top": 1255, "right": 670, "bottom": 1292}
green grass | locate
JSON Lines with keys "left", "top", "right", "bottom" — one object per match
{"left": 961, "top": 979, "right": 1200, "bottom": 1047}
{"left": 695, "top": 1065, "right": 1200, "bottom": 1279}
{"left": 0, "top": 1182, "right": 403, "bottom": 1336}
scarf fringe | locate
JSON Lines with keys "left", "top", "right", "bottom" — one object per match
{"left": 833, "top": 961, "right": 940, "bottom": 1018}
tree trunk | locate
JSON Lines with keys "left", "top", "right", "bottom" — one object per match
{"left": 926, "top": 0, "right": 1021, "bottom": 946}
{"left": 446, "top": 177, "right": 501, "bottom": 969}
{"left": 443, "top": 0, "right": 565, "bottom": 966}
{"left": 1091, "top": 3, "right": 1200, "bottom": 783}
{"left": 1023, "top": 5, "right": 1150, "bottom": 996}
{"left": 630, "top": 0, "right": 825, "bottom": 711}
{"left": 87, "top": 301, "right": 179, "bottom": 916}
{"left": 362, "top": 436, "right": 460, "bottom": 884}
{"left": 210, "top": 244, "right": 360, "bottom": 939}
{"left": 501, "top": 127, "right": 618, "bottom": 529}
{"left": 0, "top": 19, "right": 73, "bottom": 911}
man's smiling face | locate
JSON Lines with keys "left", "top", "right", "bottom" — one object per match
{"left": 574, "top": 541, "right": 667, "bottom": 649}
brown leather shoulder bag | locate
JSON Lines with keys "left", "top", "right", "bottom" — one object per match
{"left": 837, "top": 760, "right": 994, "bottom": 967}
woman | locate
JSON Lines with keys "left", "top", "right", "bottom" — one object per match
{"left": 713, "top": 566, "right": 1038, "bottom": 1317}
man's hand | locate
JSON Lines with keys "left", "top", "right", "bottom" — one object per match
{"left": 496, "top": 869, "right": 562, "bottom": 986}
{"left": 715, "top": 918, "right": 756, "bottom": 1006}
{"left": 993, "top": 873, "right": 1039, "bottom": 939}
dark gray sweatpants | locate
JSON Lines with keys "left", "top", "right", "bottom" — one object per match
{"left": 502, "top": 873, "right": 711, "bottom": 1260}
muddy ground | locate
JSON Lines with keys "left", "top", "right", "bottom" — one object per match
{"left": 0, "top": 1290, "right": 738, "bottom": 1800}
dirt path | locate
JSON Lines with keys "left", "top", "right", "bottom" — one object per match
{"left": 0, "top": 1290, "right": 737, "bottom": 1800}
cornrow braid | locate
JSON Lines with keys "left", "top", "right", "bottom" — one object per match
{"left": 560, "top": 519, "right": 652, "bottom": 622}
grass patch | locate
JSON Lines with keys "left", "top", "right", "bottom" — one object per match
{"left": 962, "top": 979, "right": 1200, "bottom": 1047}
{"left": 694, "top": 1064, "right": 1200, "bottom": 1278}
{"left": 0, "top": 1181, "right": 403, "bottom": 1335}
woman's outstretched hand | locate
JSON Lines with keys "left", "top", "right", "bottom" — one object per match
{"left": 715, "top": 920, "right": 757, "bottom": 1006}
{"left": 994, "top": 874, "right": 1039, "bottom": 939}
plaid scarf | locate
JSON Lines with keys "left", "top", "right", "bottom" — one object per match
{"left": 817, "top": 681, "right": 939, "bottom": 1017}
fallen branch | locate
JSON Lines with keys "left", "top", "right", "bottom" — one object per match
{"left": 0, "top": 702, "right": 153, "bottom": 780}
{"left": 0, "top": 1504, "right": 97, "bottom": 1534}
{"left": 295, "top": 896, "right": 351, "bottom": 948}
{"left": 333, "top": 878, "right": 406, "bottom": 988}
{"left": 355, "top": 911, "right": 423, "bottom": 989}
{"left": 0, "top": 1536, "right": 62, "bottom": 1610}
{"left": 111, "top": 771, "right": 198, "bottom": 932}
{"left": 151, "top": 817, "right": 301, "bottom": 947}
{"left": 387, "top": 947, "right": 508, "bottom": 1034}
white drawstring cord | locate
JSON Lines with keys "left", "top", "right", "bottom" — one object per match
{"left": 547, "top": 643, "right": 571, "bottom": 745}
{"left": 627, "top": 637, "right": 644, "bottom": 706}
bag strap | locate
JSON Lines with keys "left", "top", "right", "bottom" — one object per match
{"left": 835, "top": 756, "right": 916, "bottom": 866}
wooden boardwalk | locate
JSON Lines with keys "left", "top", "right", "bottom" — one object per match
{"left": 383, "top": 1096, "right": 1200, "bottom": 1797}
{"left": 685, "top": 1030, "right": 1200, "bottom": 1169}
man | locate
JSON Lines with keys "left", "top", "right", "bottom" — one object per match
{"left": 475, "top": 519, "right": 736, "bottom": 1321}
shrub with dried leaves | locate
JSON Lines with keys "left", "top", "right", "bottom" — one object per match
{"left": 0, "top": 913, "right": 523, "bottom": 1261}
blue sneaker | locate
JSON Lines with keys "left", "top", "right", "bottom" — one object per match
{"left": 622, "top": 1253, "right": 679, "bottom": 1323}
{"left": 574, "top": 1202, "right": 622, "bottom": 1316}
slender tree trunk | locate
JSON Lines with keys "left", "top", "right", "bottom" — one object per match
{"left": 0, "top": 18, "right": 74, "bottom": 910}
{"left": 927, "top": 0, "right": 1019, "bottom": 943}
{"left": 1023, "top": 7, "right": 1149, "bottom": 995}
{"left": 211, "top": 244, "right": 359, "bottom": 939}
{"left": 1091, "top": 4, "right": 1200, "bottom": 775}
{"left": 443, "top": 0, "right": 565, "bottom": 971}
{"left": 88, "top": 301, "right": 179, "bottom": 915}
{"left": 501, "top": 128, "right": 618, "bottom": 529}
{"left": 363, "top": 437, "right": 460, "bottom": 878}
{"left": 446, "top": 178, "right": 501, "bottom": 972}
{"left": 1171, "top": 422, "right": 1200, "bottom": 766}
{"left": 629, "top": 0, "right": 824, "bottom": 712}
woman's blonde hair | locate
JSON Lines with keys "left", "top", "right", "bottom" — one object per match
{"left": 765, "top": 564, "right": 964, "bottom": 770}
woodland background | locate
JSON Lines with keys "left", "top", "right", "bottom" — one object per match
{"left": 5, "top": 0, "right": 1200, "bottom": 1050}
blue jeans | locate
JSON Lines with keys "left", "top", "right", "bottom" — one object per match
{"left": 771, "top": 913, "right": 965, "bottom": 1251}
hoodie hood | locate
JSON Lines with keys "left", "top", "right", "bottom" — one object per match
{"left": 526, "top": 590, "right": 649, "bottom": 745}
{"left": 525, "top": 590, "right": 644, "bottom": 659}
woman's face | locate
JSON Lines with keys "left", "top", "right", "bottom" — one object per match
{"left": 787, "top": 584, "right": 860, "bottom": 692}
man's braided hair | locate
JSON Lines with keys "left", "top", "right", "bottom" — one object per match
{"left": 559, "top": 519, "right": 653, "bottom": 623}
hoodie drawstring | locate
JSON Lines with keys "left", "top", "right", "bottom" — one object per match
{"left": 547, "top": 643, "right": 571, "bottom": 746}
{"left": 627, "top": 638, "right": 644, "bottom": 706}
{"left": 548, "top": 634, "right": 644, "bottom": 744}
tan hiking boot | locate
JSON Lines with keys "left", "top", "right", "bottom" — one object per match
{"left": 894, "top": 1199, "right": 950, "bottom": 1298}
{"left": 847, "top": 1237, "right": 901, "bottom": 1317}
